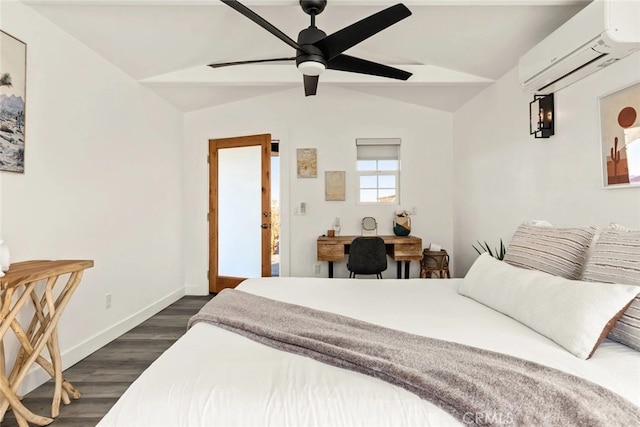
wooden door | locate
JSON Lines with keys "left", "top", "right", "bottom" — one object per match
{"left": 209, "top": 134, "right": 271, "bottom": 293}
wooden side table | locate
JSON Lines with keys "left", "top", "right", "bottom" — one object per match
{"left": 420, "top": 250, "right": 450, "bottom": 279}
{"left": 0, "top": 260, "right": 93, "bottom": 426}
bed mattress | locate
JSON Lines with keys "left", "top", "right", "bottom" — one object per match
{"left": 97, "top": 278, "right": 640, "bottom": 426}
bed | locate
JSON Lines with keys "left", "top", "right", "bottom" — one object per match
{"left": 98, "top": 222, "right": 640, "bottom": 426}
{"left": 97, "top": 273, "right": 640, "bottom": 426}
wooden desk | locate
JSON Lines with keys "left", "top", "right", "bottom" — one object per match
{"left": 0, "top": 260, "right": 93, "bottom": 426}
{"left": 317, "top": 235, "right": 422, "bottom": 279}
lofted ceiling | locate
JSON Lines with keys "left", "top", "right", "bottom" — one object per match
{"left": 20, "top": 0, "right": 590, "bottom": 112}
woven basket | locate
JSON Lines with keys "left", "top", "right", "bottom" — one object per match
{"left": 420, "top": 249, "right": 450, "bottom": 279}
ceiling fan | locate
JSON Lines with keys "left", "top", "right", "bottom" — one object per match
{"left": 209, "top": 0, "right": 413, "bottom": 96}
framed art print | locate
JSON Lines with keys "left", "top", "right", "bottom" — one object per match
{"left": 599, "top": 82, "right": 640, "bottom": 188}
{"left": 0, "top": 30, "right": 26, "bottom": 173}
{"left": 296, "top": 148, "right": 317, "bottom": 178}
{"left": 325, "top": 171, "right": 345, "bottom": 201}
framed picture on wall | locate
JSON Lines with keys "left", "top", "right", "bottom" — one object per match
{"left": 296, "top": 148, "right": 317, "bottom": 178}
{"left": 0, "top": 30, "right": 27, "bottom": 173}
{"left": 599, "top": 81, "right": 640, "bottom": 188}
{"left": 325, "top": 171, "right": 346, "bottom": 201}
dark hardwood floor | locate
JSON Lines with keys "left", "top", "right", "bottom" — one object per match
{"left": 1, "top": 295, "right": 214, "bottom": 427}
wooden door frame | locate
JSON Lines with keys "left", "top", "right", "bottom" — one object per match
{"left": 209, "top": 134, "right": 271, "bottom": 293}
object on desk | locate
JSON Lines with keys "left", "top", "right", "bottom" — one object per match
{"left": 420, "top": 249, "right": 450, "bottom": 279}
{"left": 333, "top": 217, "right": 341, "bottom": 236}
{"left": 393, "top": 215, "right": 411, "bottom": 236}
{"left": 327, "top": 230, "right": 335, "bottom": 237}
{"left": 0, "top": 240, "right": 10, "bottom": 272}
{"left": 361, "top": 217, "right": 377, "bottom": 236}
{"left": 347, "top": 237, "right": 387, "bottom": 279}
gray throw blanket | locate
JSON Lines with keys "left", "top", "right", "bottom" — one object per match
{"left": 188, "top": 289, "right": 640, "bottom": 426}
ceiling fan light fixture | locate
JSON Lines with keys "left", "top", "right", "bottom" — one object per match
{"left": 297, "top": 60, "right": 326, "bottom": 76}
{"left": 216, "top": 1, "right": 413, "bottom": 96}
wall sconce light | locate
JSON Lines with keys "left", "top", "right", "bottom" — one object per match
{"left": 529, "top": 94, "right": 554, "bottom": 138}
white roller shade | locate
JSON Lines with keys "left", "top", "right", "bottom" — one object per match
{"left": 356, "top": 138, "right": 401, "bottom": 160}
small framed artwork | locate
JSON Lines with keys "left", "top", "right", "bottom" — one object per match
{"left": 296, "top": 148, "right": 317, "bottom": 178}
{"left": 599, "top": 82, "right": 640, "bottom": 188}
{"left": 325, "top": 171, "right": 345, "bottom": 201}
{"left": 0, "top": 30, "right": 27, "bottom": 173}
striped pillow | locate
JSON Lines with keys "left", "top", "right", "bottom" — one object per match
{"left": 582, "top": 227, "right": 640, "bottom": 351}
{"left": 504, "top": 223, "right": 596, "bottom": 279}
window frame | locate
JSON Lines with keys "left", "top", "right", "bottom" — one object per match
{"left": 355, "top": 138, "right": 401, "bottom": 205}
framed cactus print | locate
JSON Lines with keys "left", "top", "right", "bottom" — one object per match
{"left": 599, "top": 82, "right": 640, "bottom": 188}
{"left": 0, "top": 30, "right": 26, "bottom": 173}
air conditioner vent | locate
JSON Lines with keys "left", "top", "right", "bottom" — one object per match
{"left": 519, "top": 0, "right": 640, "bottom": 93}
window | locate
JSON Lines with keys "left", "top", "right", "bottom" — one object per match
{"left": 356, "top": 138, "right": 400, "bottom": 204}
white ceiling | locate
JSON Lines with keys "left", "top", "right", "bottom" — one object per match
{"left": 21, "top": 0, "right": 590, "bottom": 112}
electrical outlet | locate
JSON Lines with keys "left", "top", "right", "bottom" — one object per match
{"left": 105, "top": 294, "right": 112, "bottom": 309}
{"left": 314, "top": 263, "right": 321, "bottom": 274}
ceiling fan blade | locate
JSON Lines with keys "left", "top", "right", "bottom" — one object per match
{"left": 208, "top": 57, "right": 295, "bottom": 69}
{"left": 327, "top": 54, "right": 412, "bottom": 80}
{"left": 314, "top": 4, "right": 411, "bottom": 61}
{"left": 221, "top": 0, "right": 310, "bottom": 54}
{"left": 304, "top": 75, "right": 319, "bottom": 97}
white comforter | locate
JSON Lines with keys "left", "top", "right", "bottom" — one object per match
{"left": 98, "top": 278, "right": 640, "bottom": 426}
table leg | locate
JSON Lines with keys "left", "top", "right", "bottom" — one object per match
{"left": 26, "top": 291, "right": 78, "bottom": 404}
{"left": 0, "top": 271, "right": 84, "bottom": 425}
{"left": 0, "top": 286, "right": 54, "bottom": 426}
{"left": 396, "top": 261, "right": 402, "bottom": 279}
{"left": 0, "top": 374, "right": 52, "bottom": 426}
{"left": 404, "top": 261, "right": 411, "bottom": 279}
{"left": 328, "top": 262, "right": 334, "bottom": 278}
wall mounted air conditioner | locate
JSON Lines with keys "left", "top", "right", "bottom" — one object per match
{"left": 519, "top": 0, "right": 640, "bottom": 93}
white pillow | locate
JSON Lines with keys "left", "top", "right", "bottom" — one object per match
{"left": 459, "top": 254, "right": 639, "bottom": 359}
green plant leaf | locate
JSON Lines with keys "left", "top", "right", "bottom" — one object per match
{"left": 472, "top": 239, "right": 506, "bottom": 260}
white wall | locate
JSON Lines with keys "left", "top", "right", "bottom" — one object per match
{"left": 183, "top": 87, "right": 454, "bottom": 293}
{"left": 1, "top": 0, "right": 184, "bottom": 392}
{"left": 453, "top": 52, "right": 640, "bottom": 276}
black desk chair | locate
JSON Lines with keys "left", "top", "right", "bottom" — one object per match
{"left": 347, "top": 237, "right": 388, "bottom": 279}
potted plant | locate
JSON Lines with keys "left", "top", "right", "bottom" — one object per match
{"left": 472, "top": 239, "right": 506, "bottom": 260}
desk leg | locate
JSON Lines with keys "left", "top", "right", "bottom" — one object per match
{"left": 396, "top": 261, "right": 402, "bottom": 279}
{"left": 328, "top": 262, "right": 334, "bottom": 278}
{"left": 404, "top": 261, "right": 411, "bottom": 279}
